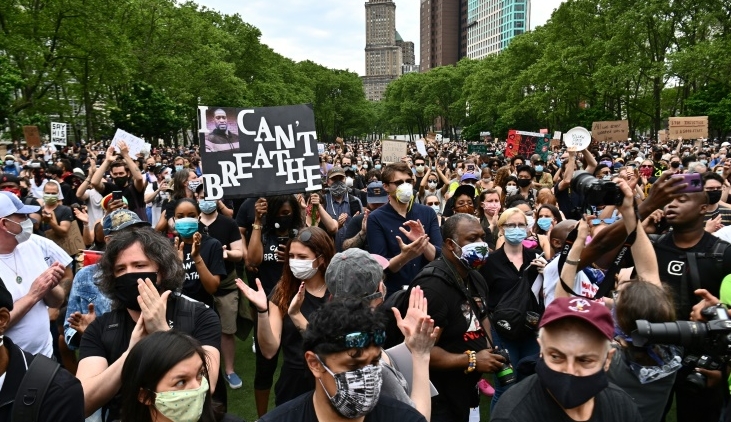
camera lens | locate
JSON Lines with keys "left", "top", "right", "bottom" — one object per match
{"left": 635, "top": 320, "right": 708, "bottom": 349}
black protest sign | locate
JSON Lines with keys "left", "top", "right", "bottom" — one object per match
{"left": 198, "top": 104, "right": 320, "bottom": 199}
{"left": 467, "top": 144, "right": 488, "bottom": 154}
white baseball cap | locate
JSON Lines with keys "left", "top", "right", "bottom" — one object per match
{"left": 0, "top": 191, "right": 40, "bottom": 218}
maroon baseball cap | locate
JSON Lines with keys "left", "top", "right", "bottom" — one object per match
{"left": 539, "top": 297, "right": 614, "bottom": 340}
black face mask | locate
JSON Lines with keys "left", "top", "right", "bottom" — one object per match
{"left": 274, "top": 215, "right": 293, "bottom": 230}
{"left": 708, "top": 190, "right": 722, "bottom": 205}
{"left": 114, "top": 272, "right": 158, "bottom": 311}
{"left": 113, "top": 176, "right": 129, "bottom": 188}
{"left": 517, "top": 178, "right": 532, "bottom": 188}
{"left": 534, "top": 358, "right": 608, "bottom": 409}
{"left": 670, "top": 161, "right": 680, "bottom": 169}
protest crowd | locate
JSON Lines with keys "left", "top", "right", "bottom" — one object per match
{"left": 4, "top": 128, "right": 731, "bottom": 422}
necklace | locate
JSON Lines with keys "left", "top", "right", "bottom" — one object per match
{"left": 307, "top": 282, "right": 327, "bottom": 295}
{"left": 0, "top": 253, "right": 22, "bottom": 283}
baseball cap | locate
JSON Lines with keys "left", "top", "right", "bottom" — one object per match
{"left": 539, "top": 297, "right": 614, "bottom": 340}
{"left": 453, "top": 184, "right": 476, "bottom": 201}
{"left": 325, "top": 248, "right": 383, "bottom": 300}
{"left": 0, "top": 275, "right": 13, "bottom": 311}
{"left": 367, "top": 181, "right": 388, "bottom": 204}
{"left": 327, "top": 166, "right": 346, "bottom": 179}
{"left": 72, "top": 168, "right": 86, "bottom": 179}
{"left": 461, "top": 173, "right": 478, "bottom": 182}
{"left": 0, "top": 173, "right": 20, "bottom": 186}
{"left": 722, "top": 142, "right": 730, "bottom": 147}
{"left": 102, "top": 209, "right": 151, "bottom": 236}
{"left": 0, "top": 191, "right": 40, "bottom": 218}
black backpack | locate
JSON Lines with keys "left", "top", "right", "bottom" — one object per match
{"left": 12, "top": 353, "right": 59, "bottom": 422}
{"left": 489, "top": 271, "right": 544, "bottom": 342}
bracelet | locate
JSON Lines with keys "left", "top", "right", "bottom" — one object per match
{"left": 194, "top": 259, "right": 204, "bottom": 265}
{"left": 565, "top": 259, "right": 580, "bottom": 265}
{"left": 252, "top": 223, "right": 262, "bottom": 230}
{"left": 257, "top": 303, "right": 269, "bottom": 314}
{"left": 464, "top": 350, "right": 477, "bottom": 374}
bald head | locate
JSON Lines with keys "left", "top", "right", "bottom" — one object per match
{"left": 550, "top": 220, "right": 578, "bottom": 244}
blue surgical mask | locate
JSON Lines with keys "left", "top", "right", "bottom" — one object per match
{"left": 374, "top": 164, "right": 382, "bottom": 170}
{"left": 175, "top": 217, "right": 199, "bottom": 238}
{"left": 431, "top": 204, "right": 440, "bottom": 214}
{"left": 537, "top": 217, "right": 553, "bottom": 231}
{"left": 351, "top": 165, "right": 358, "bottom": 172}
{"left": 504, "top": 227, "right": 527, "bottom": 245}
{"left": 175, "top": 165, "right": 184, "bottom": 172}
{"left": 534, "top": 165, "right": 544, "bottom": 173}
{"left": 198, "top": 200, "right": 217, "bottom": 214}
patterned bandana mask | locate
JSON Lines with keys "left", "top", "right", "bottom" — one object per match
{"left": 154, "top": 377, "right": 208, "bottom": 422}
{"left": 316, "top": 356, "right": 382, "bottom": 418}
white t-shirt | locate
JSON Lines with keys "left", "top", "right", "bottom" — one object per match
{"left": 0, "top": 235, "right": 72, "bottom": 356}
{"left": 537, "top": 258, "right": 598, "bottom": 307}
{"left": 84, "top": 188, "right": 104, "bottom": 230}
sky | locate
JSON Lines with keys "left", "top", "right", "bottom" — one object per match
{"left": 193, "top": 0, "right": 566, "bottom": 76}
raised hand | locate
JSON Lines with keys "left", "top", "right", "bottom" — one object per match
{"left": 396, "top": 234, "right": 429, "bottom": 261}
{"left": 400, "top": 220, "right": 426, "bottom": 242}
{"left": 137, "top": 277, "right": 171, "bottom": 334}
{"left": 191, "top": 232, "right": 202, "bottom": 258}
{"left": 68, "top": 303, "right": 97, "bottom": 335}
{"left": 174, "top": 236, "right": 184, "bottom": 262}
{"left": 237, "top": 278, "right": 268, "bottom": 313}
{"left": 288, "top": 282, "right": 306, "bottom": 318}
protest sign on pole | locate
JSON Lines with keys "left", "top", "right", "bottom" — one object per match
{"left": 381, "top": 140, "right": 408, "bottom": 164}
{"left": 23, "top": 126, "right": 41, "bottom": 147}
{"left": 669, "top": 116, "right": 708, "bottom": 139}
{"left": 50, "top": 122, "right": 68, "bottom": 146}
{"left": 197, "top": 104, "right": 320, "bottom": 200}
{"left": 590, "top": 120, "right": 629, "bottom": 143}
{"left": 505, "top": 130, "right": 552, "bottom": 160}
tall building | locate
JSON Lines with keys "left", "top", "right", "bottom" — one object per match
{"left": 466, "top": 0, "right": 530, "bottom": 59}
{"left": 420, "top": 0, "right": 464, "bottom": 72}
{"left": 363, "top": 0, "right": 404, "bottom": 101}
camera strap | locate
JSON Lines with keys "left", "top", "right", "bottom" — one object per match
{"left": 558, "top": 223, "right": 637, "bottom": 300}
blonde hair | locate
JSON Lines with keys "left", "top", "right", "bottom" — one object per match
{"left": 497, "top": 207, "right": 526, "bottom": 227}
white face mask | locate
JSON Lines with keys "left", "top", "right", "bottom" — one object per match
{"left": 395, "top": 183, "right": 414, "bottom": 204}
{"left": 526, "top": 216, "right": 535, "bottom": 229}
{"left": 289, "top": 258, "right": 319, "bottom": 280}
{"left": 4, "top": 218, "right": 33, "bottom": 244}
{"left": 345, "top": 177, "right": 354, "bottom": 188}
{"left": 506, "top": 186, "right": 518, "bottom": 195}
{"left": 427, "top": 181, "right": 438, "bottom": 189}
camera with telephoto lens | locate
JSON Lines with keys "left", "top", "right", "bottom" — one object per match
{"left": 633, "top": 305, "right": 731, "bottom": 389}
{"left": 492, "top": 348, "right": 516, "bottom": 387}
{"left": 571, "top": 171, "right": 623, "bottom": 207}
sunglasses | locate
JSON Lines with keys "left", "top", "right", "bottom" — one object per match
{"left": 426, "top": 201, "right": 440, "bottom": 206}
{"left": 335, "top": 330, "right": 387, "bottom": 349}
{"left": 640, "top": 165, "right": 653, "bottom": 168}
{"left": 388, "top": 179, "right": 414, "bottom": 187}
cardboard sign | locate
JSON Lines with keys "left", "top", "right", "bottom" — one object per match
{"left": 197, "top": 104, "right": 320, "bottom": 200}
{"left": 381, "top": 140, "right": 408, "bottom": 164}
{"left": 669, "top": 116, "right": 708, "bottom": 139}
{"left": 23, "top": 126, "right": 41, "bottom": 147}
{"left": 591, "top": 120, "right": 629, "bottom": 143}
{"left": 51, "top": 122, "right": 67, "bottom": 145}
{"left": 658, "top": 130, "right": 669, "bottom": 143}
{"left": 426, "top": 132, "right": 437, "bottom": 143}
{"left": 112, "top": 129, "right": 150, "bottom": 157}
{"left": 415, "top": 139, "right": 427, "bottom": 156}
{"left": 550, "top": 139, "right": 561, "bottom": 149}
{"left": 506, "top": 130, "right": 551, "bottom": 160}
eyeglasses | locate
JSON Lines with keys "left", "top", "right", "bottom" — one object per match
{"left": 503, "top": 223, "right": 527, "bottom": 229}
{"left": 388, "top": 179, "right": 414, "bottom": 187}
{"left": 334, "top": 330, "right": 387, "bottom": 348}
{"left": 426, "top": 201, "right": 440, "bottom": 206}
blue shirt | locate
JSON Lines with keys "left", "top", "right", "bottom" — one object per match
{"left": 325, "top": 192, "right": 363, "bottom": 252}
{"left": 63, "top": 264, "right": 112, "bottom": 350}
{"left": 367, "top": 202, "right": 442, "bottom": 292}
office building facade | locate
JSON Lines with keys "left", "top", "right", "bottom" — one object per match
{"left": 466, "top": 0, "right": 530, "bottom": 59}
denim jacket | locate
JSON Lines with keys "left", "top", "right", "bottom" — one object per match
{"left": 63, "top": 264, "right": 112, "bottom": 350}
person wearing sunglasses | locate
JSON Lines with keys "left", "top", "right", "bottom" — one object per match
{"left": 259, "top": 299, "right": 428, "bottom": 422}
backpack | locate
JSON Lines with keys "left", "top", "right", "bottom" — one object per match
{"left": 489, "top": 271, "right": 544, "bottom": 342}
{"left": 383, "top": 259, "right": 488, "bottom": 348}
{"left": 12, "top": 353, "right": 59, "bottom": 422}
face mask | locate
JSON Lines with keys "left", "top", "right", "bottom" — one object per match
{"left": 330, "top": 181, "right": 347, "bottom": 197}
{"left": 5, "top": 160, "right": 13, "bottom": 165}
{"left": 457, "top": 169, "right": 464, "bottom": 177}
{"left": 671, "top": 162, "right": 681, "bottom": 169}
{"left": 198, "top": 200, "right": 217, "bottom": 214}
{"left": 363, "top": 164, "right": 369, "bottom": 169}
{"left": 537, "top": 217, "right": 553, "bottom": 231}
{"left": 526, "top": 216, "right": 535, "bottom": 229}
{"left": 175, "top": 165, "right": 184, "bottom": 172}
{"left": 534, "top": 358, "right": 608, "bottom": 409}
{"left": 717, "top": 169, "right": 724, "bottom": 176}
{"left": 504, "top": 227, "right": 527, "bottom": 245}
{"left": 701, "top": 159, "right": 708, "bottom": 166}
{"left": 175, "top": 217, "right": 199, "bottom": 238}
{"left": 155, "top": 377, "right": 209, "bottom": 422}
{"left": 187, "top": 180, "right": 201, "bottom": 192}
{"left": 454, "top": 204, "right": 475, "bottom": 215}
{"left": 506, "top": 185, "right": 518, "bottom": 196}
{"left": 602, "top": 175, "right": 611, "bottom": 181}
{"left": 146, "top": 164, "right": 156, "bottom": 172}
{"left": 707, "top": 190, "right": 722, "bottom": 205}
{"left": 482, "top": 202, "right": 500, "bottom": 214}
{"left": 289, "top": 258, "right": 319, "bottom": 280}
{"left": 351, "top": 165, "right": 358, "bottom": 172}
{"left": 274, "top": 215, "right": 293, "bottom": 230}
{"left": 113, "top": 176, "right": 128, "bottom": 189}
{"left": 19, "top": 187, "right": 29, "bottom": 198}
{"left": 451, "top": 239, "right": 489, "bottom": 270}
{"left": 114, "top": 272, "right": 157, "bottom": 311}
{"left": 317, "top": 357, "right": 382, "bottom": 418}
{"left": 482, "top": 178, "right": 491, "bottom": 184}
{"left": 431, "top": 204, "right": 441, "bottom": 214}
{"left": 517, "top": 178, "right": 532, "bottom": 188}
{"left": 374, "top": 164, "right": 382, "bottom": 170}
{"left": 3, "top": 218, "right": 33, "bottom": 244}
{"left": 416, "top": 165, "right": 425, "bottom": 173}
{"left": 534, "top": 165, "right": 544, "bottom": 173}
{"left": 345, "top": 177, "right": 354, "bottom": 188}
{"left": 395, "top": 183, "right": 414, "bottom": 204}
{"left": 43, "top": 194, "right": 59, "bottom": 205}
{"left": 427, "top": 181, "right": 438, "bottom": 189}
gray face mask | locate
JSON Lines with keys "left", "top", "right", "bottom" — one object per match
{"left": 316, "top": 356, "right": 383, "bottom": 418}
{"left": 330, "top": 181, "right": 348, "bottom": 197}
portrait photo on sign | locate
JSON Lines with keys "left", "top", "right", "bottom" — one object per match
{"left": 202, "top": 107, "right": 240, "bottom": 152}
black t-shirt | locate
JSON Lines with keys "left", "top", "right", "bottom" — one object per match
{"left": 491, "top": 374, "right": 642, "bottom": 422}
{"left": 102, "top": 181, "right": 146, "bottom": 222}
{"left": 258, "top": 391, "right": 427, "bottom": 422}
{"left": 199, "top": 214, "right": 241, "bottom": 279}
{"left": 416, "top": 258, "right": 489, "bottom": 421}
{"left": 280, "top": 290, "right": 328, "bottom": 371}
{"left": 554, "top": 184, "right": 583, "bottom": 221}
{"left": 235, "top": 197, "right": 257, "bottom": 242}
{"left": 255, "top": 229, "right": 287, "bottom": 294}
{"left": 39, "top": 205, "right": 74, "bottom": 233}
{"left": 481, "top": 246, "right": 541, "bottom": 310}
{"left": 652, "top": 232, "right": 731, "bottom": 316}
{"left": 180, "top": 235, "right": 227, "bottom": 308}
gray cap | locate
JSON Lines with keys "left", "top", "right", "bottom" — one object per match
{"left": 325, "top": 248, "right": 383, "bottom": 300}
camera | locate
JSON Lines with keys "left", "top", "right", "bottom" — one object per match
{"left": 491, "top": 348, "right": 516, "bottom": 387}
{"left": 571, "top": 171, "right": 623, "bottom": 206}
{"left": 633, "top": 305, "right": 731, "bottom": 389}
